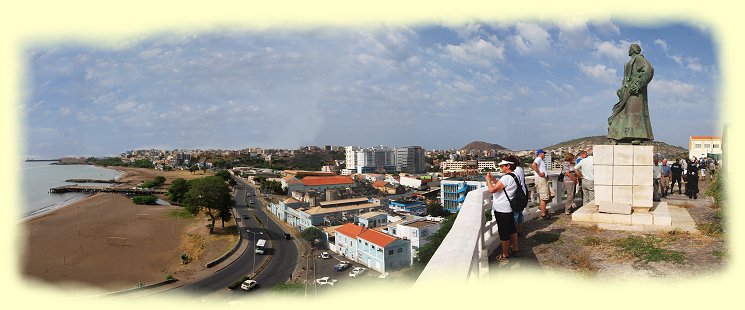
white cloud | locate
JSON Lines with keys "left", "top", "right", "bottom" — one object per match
{"left": 449, "top": 23, "right": 484, "bottom": 40}
{"left": 139, "top": 48, "right": 163, "bottom": 59}
{"left": 592, "top": 21, "right": 621, "bottom": 36}
{"left": 578, "top": 63, "right": 617, "bottom": 84}
{"left": 444, "top": 38, "right": 505, "bottom": 66}
{"left": 556, "top": 21, "right": 593, "bottom": 49}
{"left": 58, "top": 106, "right": 71, "bottom": 116}
{"left": 686, "top": 57, "right": 704, "bottom": 72}
{"left": 649, "top": 79, "right": 695, "bottom": 97}
{"left": 115, "top": 100, "right": 137, "bottom": 113}
{"left": 547, "top": 80, "right": 576, "bottom": 96}
{"left": 511, "top": 22, "right": 552, "bottom": 54}
{"left": 668, "top": 54, "right": 684, "bottom": 65}
{"left": 594, "top": 40, "right": 636, "bottom": 63}
{"left": 654, "top": 39, "right": 669, "bottom": 51}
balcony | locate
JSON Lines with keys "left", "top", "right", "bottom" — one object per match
{"left": 416, "top": 173, "right": 564, "bottom": 284}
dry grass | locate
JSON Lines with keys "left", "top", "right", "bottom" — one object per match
{"left": 570, "top": 250, "right": 597, "bottom": 273}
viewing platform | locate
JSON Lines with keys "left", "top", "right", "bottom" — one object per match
{"left": 49, "top": 185, "right": 166, "bottom": 195}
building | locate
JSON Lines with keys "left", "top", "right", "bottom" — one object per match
{"left": 335, "top": 223, "right": 367, "bottom": 262}
{"left": 283, "top": 175, "right": 357, "bottom": 194}
{"left": 689, "top": 136, "right": 722, "bottom": 160}
{"left": 356, "top": 229, "right": 411, "bottom": 273}
{"left": 387, "top": 218, "right": 442, "bottom": 263}
{"left": 270, "top": 198, "right": 310, "bottom": 227}
{"left": 357, "top": 211, "right": 388, "bottom": 228}
{"left": 389, "top": 199, "right": 428, "bottom": 216}
{"left": 440, "top": 179, "right": 487, "bottom": 213}
{"left": 277, "top": 197, "right": 384, "bottom": 230}
{"left": 395, "top": 146, "right": 427, "bottom": 173}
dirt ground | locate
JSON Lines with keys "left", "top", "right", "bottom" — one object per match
{"left": 488, "top": 179, "right": 726, "bottom": 279}
{"left": 20, "top": 167, "right": 238, "bottom": 292}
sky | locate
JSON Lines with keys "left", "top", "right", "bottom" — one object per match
{"left": 22, "top": 21, "right": 720, "bottom": 158}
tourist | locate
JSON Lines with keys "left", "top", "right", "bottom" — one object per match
{"left": 573, "top": 149, "right": 594, "bottom": 204}
{"left": 661, "top": 159, "right": 671, "bottom": 198}
{"left": 561, "top": 153, "right": 578, "bottom": 215}
{"left": 653, "top": 157, "right": 662, "bottom": 202}
{"left": 532, "top": 149, "right": 555, "bottom": 220}
{"left": 699, "top": 158, "right": 706, "bottom": 179}
{"left": 485, "top": 158, "right": 520, "bottom": 262}
{"left": 670, "top": 158, "right": 684, "bottom": 195}
{"left": 506, "top": 155, "right": 527, "bottom": 237}
{"left": 685, "top": 158, "right": 700, "bottom": 199}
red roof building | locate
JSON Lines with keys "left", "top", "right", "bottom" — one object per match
{"left": 358, "top": 229, "right": 397, "bottom": 248}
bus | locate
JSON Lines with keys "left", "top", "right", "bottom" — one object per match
{"left": 255, "top": 239, "right": 267, "bottom": 254}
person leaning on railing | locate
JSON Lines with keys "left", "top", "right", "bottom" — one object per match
{"left": 485, "top": 158, "right": 521, "bottom": 262}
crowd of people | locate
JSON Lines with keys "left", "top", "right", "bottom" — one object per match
{"left": 484, "top": 149, "right": 719, "bottom": 262}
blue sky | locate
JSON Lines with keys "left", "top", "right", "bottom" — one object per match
{"left": 23, "top": 21, "right": 720, "bottom": 158}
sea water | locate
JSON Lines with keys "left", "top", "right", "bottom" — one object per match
{"left": 21, "top": 161, "right": 123, "bottom": 219}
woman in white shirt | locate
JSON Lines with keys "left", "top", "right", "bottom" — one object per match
{"left": 485, "top": 158, "right": 520, "bottom": 262}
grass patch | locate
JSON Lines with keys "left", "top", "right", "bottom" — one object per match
{"left": 272, "top": 282, "right": 305, "bottom": 294}
{"left": 169, "top": 208, "right": 195, "bottom": 219}
{"left": 532, "top": 231, "right": 561, "bottom": 245}
{"left": 612, "top": 235, "right": 685, "bottom": 263}
{"left": 570, "top": 250, "right": 597, "bottom": 274}
{"left": 580, "top": 236, "right": 607, "bottom": 246}
{"left": 711, "top": 250, "right": 726, "bottom": 259}
{"left": 696, "top": 222, "right": 723, "bottom": 238}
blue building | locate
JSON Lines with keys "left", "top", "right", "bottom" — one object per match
{"left": 440, "top": 180, "right": 486, "bottom": 213}
{"left": 388, "top": 199, "right": 427, "bottom": 216}
{"left": 356, "top": 229, "right": 411, "bottom": 273}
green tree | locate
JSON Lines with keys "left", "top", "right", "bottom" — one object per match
{"left": 183, "top": 176, "right": 235, "bottom": 234}
{"left": 132, "top": 195, "right": 158, "bottom": 205}
{"left": 219, "top": 204, "right": 234, "bottom": 228}
{"left": 154, "top": 175, "right": 166, "bottom": 186}
{"left": 426, "top": 201, "right": 450, "bottom": 217}
{"left": 299, "top": 227, "right": 325, "bottom": 247}
{"left": 189, "top": 165, "right": 198, "bottom": 173}
{"left": 215, "top": 170, "right": 232, "bottom": 182}
{"left": 415, "top": 213, "right": 457, "bottom": 267}
{"left": 168, "top": 178, "right": 190, "bottom": 203}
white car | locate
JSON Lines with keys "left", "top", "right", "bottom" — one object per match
{"left": 240, "top": 279, "right": 257, "bottom": 291}
{"left": 320, "top": 252, "right": 330, "bottom": 259}
{"left": 315, "top": 277, "right": 337, "bottom": 286}
{"left": 348, "top": 267, "right": 367, "bottom": 277}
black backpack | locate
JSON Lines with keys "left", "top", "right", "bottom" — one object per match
{"left": 502, "top": 173, "right": 528, "bottom": 212}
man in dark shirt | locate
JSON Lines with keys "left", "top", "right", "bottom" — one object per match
{"left": 671, "top": 159, "right": 683, "bottom": 195}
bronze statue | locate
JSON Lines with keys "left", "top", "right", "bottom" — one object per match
{"left": 608, "top": 43, "right": 654, "bottom": 145}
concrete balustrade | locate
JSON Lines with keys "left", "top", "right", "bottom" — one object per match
{"left": 416, "top": 173, "right": 564, "bottom": 285}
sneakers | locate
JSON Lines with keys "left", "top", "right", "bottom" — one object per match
{"left": 538, "top": 214, "right": 550, "bottom": 220}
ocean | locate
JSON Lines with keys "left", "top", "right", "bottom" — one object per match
{"left": 21, "top": 161, "right": 123, "bottom": 219}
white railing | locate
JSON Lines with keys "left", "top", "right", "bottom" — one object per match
{"left": 415, "top": 173, "right": 565, "bottom": 285}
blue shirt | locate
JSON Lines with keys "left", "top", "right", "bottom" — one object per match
{"left": 661, "top": 165, "right": 671, "bottom": 177}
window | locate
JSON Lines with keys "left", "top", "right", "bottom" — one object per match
{"left": 704, "top": 144, "right": 711, "bottom": 148}
{"left": 398, "top": 248, "right": 403, "bottom": 253}
{"left": 695, "top": 144, "right": 702, "bottom": 149}
{"left": 412, "top": 230, "right": 418, "bottom": 237}
{"left": 713, "top": 144, "right": 720, "bottom": 149}
{"left": 421, "top": 230, "right": 428, "bottom": 237}
{"left": 388, "top": 250, "right": 394, "bottom": 255}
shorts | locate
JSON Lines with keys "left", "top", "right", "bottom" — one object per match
{"left": 660, "top": 176, "right": 670, "bottom": 187}
{"left": 536, "top": 176, "right": 556, "bottom": 201}
{"left": 513, "top": 210, "right": 524, "bottom": 226}
{"left": 494, "top": 210, "right": 516, "bottom": 241}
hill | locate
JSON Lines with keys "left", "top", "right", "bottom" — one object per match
{"left": 543, "top": 135, "right": 688, "bottom": 159}
{"left": 461, "top": 141, "right": 511, "bottom": 152}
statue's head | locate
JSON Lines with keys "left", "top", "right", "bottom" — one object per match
{"left": 629, "top": 43, "right": 642, "bottom": 56}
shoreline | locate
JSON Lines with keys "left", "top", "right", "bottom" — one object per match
{"left": 20, "top": 165, "right": 127, "bottom": 223}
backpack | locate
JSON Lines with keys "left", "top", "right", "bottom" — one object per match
{"left": 502, "top": 173, "right": 528, "bottom": 212}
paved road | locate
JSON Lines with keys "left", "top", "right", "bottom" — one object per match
{"left": 172, "top": 177, "right": 299, "bottom": 298}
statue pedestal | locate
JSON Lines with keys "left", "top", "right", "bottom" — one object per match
{"left": 593, "top": 145, "right": 654, "bottom": 213}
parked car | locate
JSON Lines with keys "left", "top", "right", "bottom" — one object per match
{"left": 320, "top": 252, "right": 330, "bottom": 259}
{"left": 378, "top": 272, "right": 389, "bottom": 280}
{"left": 240, "top": 279, "right": 257, "bottom": 291}
{"left": 315, "top": 277, "right": 337, "bottom": 286}
{"left": 348, "top": 267, "right": 367, "bottom": 277}
{"left": 333, "top": 261, "right": 350, "bottom": 271}
{"left": 243, "top": 215, "right": 249, "bottom": 219}
{"left": 283, "top": 233, "right": 292, "bottom": 240}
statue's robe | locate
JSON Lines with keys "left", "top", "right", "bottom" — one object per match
{"left": 608, "top": 54, "right": 654, "bottom": 142}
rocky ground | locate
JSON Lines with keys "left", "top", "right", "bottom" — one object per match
{"left": 488, "top": 179, "right": 726, "bottom": 280}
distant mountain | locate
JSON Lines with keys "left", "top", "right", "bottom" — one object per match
{"left": 461, "top": 141, "right": 511, "bottom": 152}
{"left": 542, "top": 135, "right": 689, "bottom": 159}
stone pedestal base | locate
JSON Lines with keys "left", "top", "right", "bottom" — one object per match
{"left": 594, "top": 145, "right": 653, "bottom": 213}
{"left": 571, "top": 200, "right": 698, "bottom": 233}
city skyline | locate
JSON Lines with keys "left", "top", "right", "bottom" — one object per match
{"left": 24, "top": 22, "right": 719, "bottom": 158}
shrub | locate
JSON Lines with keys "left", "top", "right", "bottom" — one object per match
{"left": 705, "top": 172, "right": 725, "bottom": 207}
{"left": 132, "top": 195, "right": 158, "bottom": 205}
{"left": 180, "top": 253, "right": 192, "bottom": 264}
{"left": 165, "top": 274, "right": 174, "bottom": 281}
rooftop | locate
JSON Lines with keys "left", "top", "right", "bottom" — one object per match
{"left": 335, "top": 223, "right": 367, "bottom": 238}
{"left": 402, "top": 220, "right": 440, "bottom": 228}
{"left": 304, "top": 202, "right": 381, "bottom": 216}
{"left": 359, "top": 211, "right": 388, "bottom": 219}
{"left": 358, "top": 229, "right": 397, "bottom": 248}
{"left": 300, "top": 176, "right": 356, "bottom": 186}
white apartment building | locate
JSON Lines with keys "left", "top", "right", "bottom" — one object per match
{"left": 345, "top": 146, "right": 397, "bottom": 174}
{"left": 689, "top": 136, "right": 722, "bottom": 160}
{"left": 441, "top": 160, "right": 496, "bottom": 172}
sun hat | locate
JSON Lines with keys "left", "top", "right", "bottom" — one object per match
{"left": 497, "top": 160, "right": 514, "bottom": 166}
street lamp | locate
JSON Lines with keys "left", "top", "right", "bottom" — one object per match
{"left": 246, "top": 229, "right": 264, "bottom": 273}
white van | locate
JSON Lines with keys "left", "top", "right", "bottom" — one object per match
{"left": 255, "top": 239, "right": 267, "bottom": 254}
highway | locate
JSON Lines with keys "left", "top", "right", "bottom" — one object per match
{"left": 169, "top": 176, "right": 299, "bottom": 297}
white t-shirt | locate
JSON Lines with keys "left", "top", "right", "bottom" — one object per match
{"left": 533, "top": 156, "right": 547, "bottom": 177}
{"left": 514, "top": 167, "right": 528, "bottom": 194}
{"left": 574, "top": 156, "right": 594, "bottom": 181}
{"left": 492, "top": 174, "right": 517, "bottom": 213}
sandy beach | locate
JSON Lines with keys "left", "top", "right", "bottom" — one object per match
{"left": 19, "top": 167, "right": 231, "bottom": 292}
